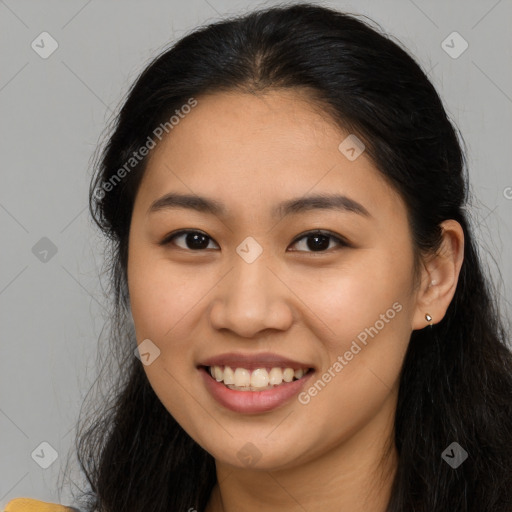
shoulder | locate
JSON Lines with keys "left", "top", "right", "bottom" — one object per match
{"left": 4, "top": 497, "right": 78, "bottom": 511}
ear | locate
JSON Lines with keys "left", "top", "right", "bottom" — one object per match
{"left": 412, "top": 219, "right": 465, "bottom": 330}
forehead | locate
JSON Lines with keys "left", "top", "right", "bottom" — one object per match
{"left": 149, "top": 89, "right": 350, "bottom": 165}
{"left": 138, "top": 90, "right": 404, "bottom": 223}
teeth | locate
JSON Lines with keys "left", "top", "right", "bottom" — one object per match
{"left": 234, "top": 368, "right": 251, "bottom": 387}
{"left": 207, "top": 365, "right": 310, "bottom": 390}
{"left": 283, "top": 368, "right": 294, "bottom": 382}
{"left": 214, "top": 366, "right": 223, "bottom": 382}
{"left": 250, "top": 368, "right": 269, "bottom": 388}
{"left": 269, "top": 367, "right": 283, "bottom": 385}
{"left": 223, "top": 366, "right": 235, "bottom": 385}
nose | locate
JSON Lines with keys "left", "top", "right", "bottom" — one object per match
{"left": 208, "top": 254, "right": 294, "bottom": 339}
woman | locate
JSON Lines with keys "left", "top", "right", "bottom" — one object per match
{"left": 7, "top": 3, "right": 511, "bottom": 511}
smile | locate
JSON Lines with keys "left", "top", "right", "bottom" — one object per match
{"left": 206, "top": 365, "right": 312, "bottom": 391}
{"left": 198, "top": 365, "right": 315, "bottom": 413}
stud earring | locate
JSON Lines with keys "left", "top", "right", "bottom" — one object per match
{"left": 425, "top": 313, "right": 433, "bottom": 326}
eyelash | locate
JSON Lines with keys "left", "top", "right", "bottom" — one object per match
{"left": 159, "top": 229, "right": 350, "bottom": 253}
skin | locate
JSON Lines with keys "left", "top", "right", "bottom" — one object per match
{"left": 127, "top": 89, "right": 464, "bottom": 512}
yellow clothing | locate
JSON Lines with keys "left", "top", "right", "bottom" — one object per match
{"left": 3, "top": 497, "right": 75, "bottom": 511}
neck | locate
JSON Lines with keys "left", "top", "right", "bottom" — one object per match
{"left": 205, "top": 393, "right": 398, "bottom": 512}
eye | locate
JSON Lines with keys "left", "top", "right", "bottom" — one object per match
{"left": 160, "top": 230, "right": 219, "bottom": 251}
{"left": 288, "top": 230, "right": 349, "bottom": 253}
{"left": 160, "top": 229, "right": 349, "bottom": 252}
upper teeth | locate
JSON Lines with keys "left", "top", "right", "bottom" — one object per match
{"left": 209, "top": 366, "right": 308, "bottom": 388}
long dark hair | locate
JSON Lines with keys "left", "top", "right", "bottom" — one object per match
{"left": 68, "top": 4, "right": 512, "bottom": 511}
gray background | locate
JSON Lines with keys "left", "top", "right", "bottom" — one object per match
{"left": 1, "top": 0, "right": 511, "bottom": 508}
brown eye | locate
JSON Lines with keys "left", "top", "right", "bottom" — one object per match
{"left": 160, "top": 229, "right": 349, "bottom": 253}
{"left": 289, "top": 230, "right": 349, "bottom": 253}
{"left": 161, "top": 230, "right": 219, "bottom": 250}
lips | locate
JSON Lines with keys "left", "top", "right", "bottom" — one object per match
{"left": 197, "top": 352, "right": 315, "bottom": 413}
{"left": 199, "top": 365, "right": 314, "bottom": 413}
{"left": 198, "top": 352, "right": 314, "bottom": 371}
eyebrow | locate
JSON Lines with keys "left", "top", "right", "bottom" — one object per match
{"left": 147, "top": 192, "right": 371, "bottom": 219}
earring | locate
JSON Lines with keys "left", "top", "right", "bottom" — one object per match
{"left": 425, "top": 313, "right": 433, "bottom": 326}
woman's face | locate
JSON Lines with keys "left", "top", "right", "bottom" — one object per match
{"left": 127, "top": 89, "right": 423, "bottom": 471}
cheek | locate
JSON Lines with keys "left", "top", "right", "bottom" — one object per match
{"left": 294, "top": 272, "right": 411, "bottom": 448}
{"left": 297, "top": 248, "right": 414, "bottom": 401}
{"left": 298, "top": 250, "right": 411, "bottom": 344}
{"left": 127, "top": 251, "right": 210, "bottom": 418}
{"left": 128, "top": 249, "right": 207, "bottom": 340}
